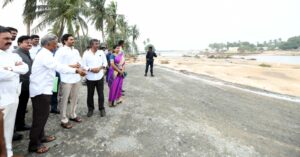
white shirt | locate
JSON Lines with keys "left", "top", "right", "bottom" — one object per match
{"left": 0, "top": 50, "right": 28, "bottom": 106}
{"left": 7, "top": 41, "right": 18, "bottom": 53}
{"left": 30, "top": 47, "right": 76, "bottom": 97}
{"left": 29, "top": 44, "right": 41, "bottom": 60}
{"left": 54, "top": 46, "right": 81, "bottom": 83}
{"left": 82, "top": 49, "right": 108, "bottom": 81}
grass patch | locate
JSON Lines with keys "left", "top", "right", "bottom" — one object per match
{"left": 259, "top": 63, "right": 271, "bottom": 67}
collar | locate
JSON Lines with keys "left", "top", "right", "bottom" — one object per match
{"left": 63, "top": 45, "right": 73, "bottom": 50}
{"left": 88, "top": 49, "right": 102, "bottom": 55}
{"left": 0, "top": 49, "right": 6, "bottom": 54}
{"left": 32, "top": 44, "right": 40, "bottom": 48}
{"left": 40, "top": 47, "right": 52, "bottom": 54}
{"left": 17, "top": 47, "right": 30, "bottom": 54}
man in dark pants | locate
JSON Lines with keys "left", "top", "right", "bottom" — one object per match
{"left": 28, "top": 34, "right": 86, "bottom": 154}
{"left": 145, "top": 46, "right": 157, "bottom": 77}
{"left": 51, "top": 48, "right": 61, "bottom": 114}
{"left": 14, "top": 36, "right": 33, "bottom": 132}
{"left": 82, "top": 39, "right": 107, "bottom": 117}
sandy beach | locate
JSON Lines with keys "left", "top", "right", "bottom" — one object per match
{"left": 129, "top": 52, "right": 300, "bottom": 97}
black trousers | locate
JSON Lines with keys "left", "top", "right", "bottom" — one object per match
{"left": 145, "top": 60, "right": 154, "bottom": 74}
{"left": 15, "top": 89, "right": 29, "bottom": 128}
{"left": 29, "top": 94, "right": 51, "bottom": 150}
{"left": 86, "top": 78, "right": 105, "bottom": 111}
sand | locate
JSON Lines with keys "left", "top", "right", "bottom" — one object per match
{"left": 128, "top": 54, "right": 300, "bottom": 97}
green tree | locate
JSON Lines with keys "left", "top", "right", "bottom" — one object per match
{"left": 3, "top": 0, "right": 38, "bottom": 35}
{"left": 116, "top": 15, "right": 132, "bottom": 52}
{"left": 34, "top": 0, "right": 89, "bottom": 39}
{"left": 131, "top": 25, "right": 140, "bottom": 54}
{"left": 88, "top": 0, "right": 106, "bottom": 42}
{"left": 105, "top": 1, "right": 118, "bottom": 48}
{"left": 117, "top": 15, "right": 129, "bottom": 40}
{"left": 74, "top": 35, "right": 92, "bottom": 55}
{"left": 279, "top": 36, "right": 300, "bottom": 50}
{"left": 209, "top": 43, "right": 226, "bottom": 52}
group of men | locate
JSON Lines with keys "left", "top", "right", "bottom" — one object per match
{"left": 0, "top": 25, "right": 120, "bottom": 156}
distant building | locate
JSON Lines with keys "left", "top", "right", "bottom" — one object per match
{"left": 225, "top": 47, "right": 239, "bottom": 53}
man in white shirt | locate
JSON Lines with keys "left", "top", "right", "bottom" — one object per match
{"left": 0, "top": 25, "right": 29, "bottom": 157}
{"left": 29, "top": 34, "right": 85, "bottom": 154}
{"left": 82, "top": 39, "right": 108, "bottom": 117}
{"left": 6, "top": 27, "right": 18, "bottom": 52}
{"left": 54, "top": 34, "right": 84, "bottom": 129}
{"left": 29, "top": 35, "right": 41, "bottom": 60}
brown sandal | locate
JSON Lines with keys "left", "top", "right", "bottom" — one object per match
{"left": 61, "top": 122, "right": 73, "bottom": 129}
{"left": 108, "top": 103, "right": 115, "bottom": 107}
{"left": 36, "top": 145, "right": 49, "bottom": 154}
{"left": 41, "top": 135, "right": 56, "bottom": 143}
{"left": 69, "top": 117, "right": 82, "bottom": 123}
{"left": 29, "top": 145, "right": 49, "bottom": 154}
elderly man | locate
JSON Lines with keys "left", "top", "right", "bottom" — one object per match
{"left": 29, "top": 34, "right": 86, "bottom": 154}
{"left": 13, "top": 36, "right": 33, "bottom": 132}
{"left": 0, "top": 26, "right": 28, "bottom": 157}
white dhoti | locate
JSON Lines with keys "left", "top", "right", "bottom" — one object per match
{"left": 1, "top": 100, "right": 18, "bottom": 157}
{"left": 0, "top": 84, "right": 21, "bottom": 157}
{"left": 0, "top": 50, "right": 29, "bottom": 157}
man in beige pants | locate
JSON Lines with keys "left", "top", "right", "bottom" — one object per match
{"left": 54, "top": 34, "right": 84, "bottom": 129}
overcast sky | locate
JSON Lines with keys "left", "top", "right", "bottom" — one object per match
{"left": 0, "top": 0, "right": 299, "bottom": 50}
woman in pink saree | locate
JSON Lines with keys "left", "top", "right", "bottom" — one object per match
{"left": 107, "top": 46, "right": 125, "bottom": 107}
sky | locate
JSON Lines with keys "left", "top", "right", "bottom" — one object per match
{"left": 0, "top": 0, "right": 300, "bottom": 50}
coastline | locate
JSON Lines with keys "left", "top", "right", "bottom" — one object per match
{"left": 128, "top": 53, "right": 300, "bottom": 97}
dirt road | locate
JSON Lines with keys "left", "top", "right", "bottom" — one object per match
{"left": 14, "top": 64, "right": 300, "bottom": 157}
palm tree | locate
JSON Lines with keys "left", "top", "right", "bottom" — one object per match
{"left": 2, "top": 0, "right": 13, "bottom": 8}
{"left": 23, "top": 0, "right": 38, "bottom": 35}
{"left": 88, "top": 0, "right": 106, "bottom": 42}
{"left": 3, "top": 0, "right": 38, "bottom": 35}
{"left": 33, "top": 0, "right": 89, "bottom": 39}
{"left": 117, "top": 15, "right": 128, "bottom": 40}
{"left": 131, "top": 24, "right": 140, "bottom": 53}
{"left": 105, "top": 1, "right": 118, "bottom": 47}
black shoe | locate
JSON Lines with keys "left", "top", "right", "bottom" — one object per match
{"left": 87, "top": 111, "right": 93, "bottom": 117}
{"left": 13, "top": 132, "right": 23, "bottom": 141}
{"left": 16, "top": 124, "right": 31, "bottom": 131}
{"left": 122, "top": 89, "right": 125, "bottom": 93}
{"left": 100, "top": 109, "right": 106, "bottom": 117}
{"left": 50, "top": 110, "right": 60, "bottom": 114}
{"left": 122, "top": 93, "right": 125, "bottom": 96}
{"left": 151, "top": 74, "right": 154, "bottom": 77}
{"left": 144, "top": 74, "right": 147, "bottom": 77}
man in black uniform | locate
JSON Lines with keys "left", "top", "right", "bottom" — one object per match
{"left": 145, "top": 46, "right": 157, "bottom": 77}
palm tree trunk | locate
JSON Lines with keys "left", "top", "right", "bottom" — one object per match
{"left": 26, "top": 22, "right": 31, "bottom": 35}
{"left": 58, "top": 20, "right": 65, "bottom": 41}
{"left": 101, "top": 27, "right": 105, "bottom": 43}
{"left": 77, "top": 32, "right": 83, "bottom": 54}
